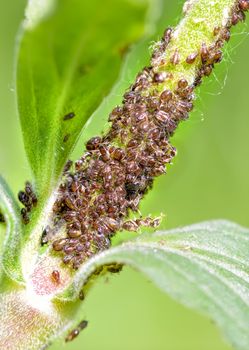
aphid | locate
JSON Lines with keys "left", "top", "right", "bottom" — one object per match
{"left": 200, "top": 43, "right": 209, "bottom": 63}
{"left": 53, "top": 238, "right": 68, "bottom": 251}
{"left": 138, "top": 120, "right": 150, "bottom": 133}
{"left": 25, "top": 181, "right": 38, "bottom": 206}
{"left": 220, "top": 28, "right": 231, "bottom": 42}
{"left": 202, "top": 65, "right": 213, "bottom": 77}
{"left": 231, "top": 11, "right": 245, "bottom": 25}
{"left": 170, "top": 49, "right": 180, "bottom": 65}
{"left": 153, "top": 72, "right": 167, "bottom": 83}
{"left": 63, "top": 112, "right": 75, "bottom": 121}
{"left": 112, "top": 147, "right": 125, "bottom": 161}
{"left": 212, "top": 50, "right": 223, "bottom": 63}
{"left": 239, "top": 0, "right": 249, "bottom": 11}
{"left": 41, "top": 226, "right": 50, "bottom": 246}
{"left": 186, "top": 52, "right": 198, "bottom": 64}
{"left": 99, "top": 145, "right": 110, "bottom": 162}
{"left": 0, "top": 212, "right": 5, "bottom": 223}
{"left": 65, "top": 328, "right": 79, "bottom": 342}
{"left": 154, "top": 110, "right": 170, "bottom": 125}
{"left": 18, "top": 190, "right": 29, "bottom": 207}
{"left": 21, "top": 208, "right": 29, "bottom": 224}
{"left": 63, "top": 134, "right": 70, "bottom": 143}
{"left": 162, "top": 27, "right": 173, "bottom": 45}
{"left": 79, "top": 290, "right": 85, "bottom": 300}
{"left": 63, "top": 255, "right": 74, "bottom": 264}
{"left": 122, "top": 220, "right": 139, "bottom": 232}
{"left": 63, "top": 160, "right": 73, "bottom": 174}
{"left": 68, "top": 229, "right": 82, "bottom": 238}
{"left": 126, "top": 139, "right": 138, "bottom": 150}
{"left": 193, "top": 76, "right": 202, "bottom": 87}
{"left": 51, "top": 270, "right": 60, "bottom": 284}
{"left": 177, "top": 79, "right": 188, "bottom": 89}
{"left": 65, "top": 320, "right": 88, "bottom": 342}
{"left": 160, "top": 89, "right": 173, "bottom": 102}
{"left": 86, "top": 136, "right": 102, "bottom": 151}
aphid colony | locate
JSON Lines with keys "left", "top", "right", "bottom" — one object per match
{"left": 48, "top": 0, "right": 248, "bottom": 270}
{"left": 17, "top": 0, "right": 248, "bottom": 270}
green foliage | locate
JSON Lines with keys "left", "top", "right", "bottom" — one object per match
{"left": 59, "top": 221, "right": 249, "bottom": 350}
{"left": 16, "top": 0, "right": 149, "bottom": 200}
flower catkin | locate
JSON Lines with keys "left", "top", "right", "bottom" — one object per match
{"left": 17, "top": 0, "right": 248, "bottom": 269}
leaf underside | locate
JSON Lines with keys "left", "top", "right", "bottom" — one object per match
{"left": 58, "top": 220, "right": 249, "bottom": 350}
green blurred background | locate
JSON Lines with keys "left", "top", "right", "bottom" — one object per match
{"left": 1, "top": 0, "right": 249, "bottom": 349}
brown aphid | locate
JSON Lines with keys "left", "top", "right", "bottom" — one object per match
{"left": 239, "top": 0, "right": 249, "bottom": 11}
{"left": 153, "top": 72, "right": 167, "bottom": 83}
{"left": 231, "top": 10, "right": 245, "bottom": 25}
{"left": 154, "top": 110, "right": 170, "bottom": 125}
{"left": 221, "top": 28, "right": 231, "bottom": 42}
{"left": 160, "top": 89, "right": 173, "bottom": 102}
{"left": 186, "top": 52, "right": 198, "bottom": 64}
{"left": 112, "top": 147, "right": 125, "bottom": 161}
{"left": 63, "top": 255, "right": 74, "bottom": 265}
{"left": 122, "top": 220, "right": 139, "bottom": 232}
{"left": 170, "top": 49, "right": 180, "bottom": 65}
{"left": 25, "top": 181, "right": 38, "bottom": 207}
{"left": 53, "top": 238, "right": 68, "bottom": 251}
{"left": 162, "top": 27, "right": 173, "bottom": 45}
{"left": 203, "top": 65, "right": 213, "bottom": 77}
{"left": 63, "top": 160, "right": 73, "bottom": 174}
{"left": 86, "top": 136, "right": 102, "bottom": 151}
{"left": 65, "top": 321, "right": 88, "bottom": 342}
{"left": 63, "top": 134, "right": 70, "bottom": 143}
{"left": 21, "top": 208, "right": 29, "bottom": 224}
{"left": 178, "top": 79, "right": 188, "bottom": 89}
{"left": 65, "top": 328, "right": 80, "bottom": 342}
{"left": 99, "top": 145, "right": 110, "bottom": 162}
{"left": 212, "top": 50, "right": 223, "bottom": 63}
{"left": 63, "top": 112, "right": 75, "bottom": 121}
{"left": 68, "top": 229, "right": 82, "bottom": 238}
{"left": 51, "top": 270, "right": 60, "bottom": 284}
{"left": 193, "top": 76, "right": 202, "bottom": 87}
{"left": 200, "top": 43, "right": 209, "bottom": 63}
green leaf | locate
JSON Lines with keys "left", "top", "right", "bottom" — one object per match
{"left": 0, "top": 176, "right": 24, "bottom": 283}
{"left": 58, "top": 220, "right": 249, "bottom": 350}
{"left": 16, "top": 0, "right": 150, "bottom": 199}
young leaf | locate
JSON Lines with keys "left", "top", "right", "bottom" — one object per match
{"left": 16, "top": 0, "right": 150, "bottom": 199}
{"left": 0, "top": 176, "right": 24, "bottom": 283}
{"left": 58, "top": 220, "right": 249, "bottom": 350}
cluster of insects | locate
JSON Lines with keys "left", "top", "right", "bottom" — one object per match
{"left": 39, "top": 0, "right": 247, "bottom": 271}
{"left": 18, "top": 181, "right": 37, "bottom": 224}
